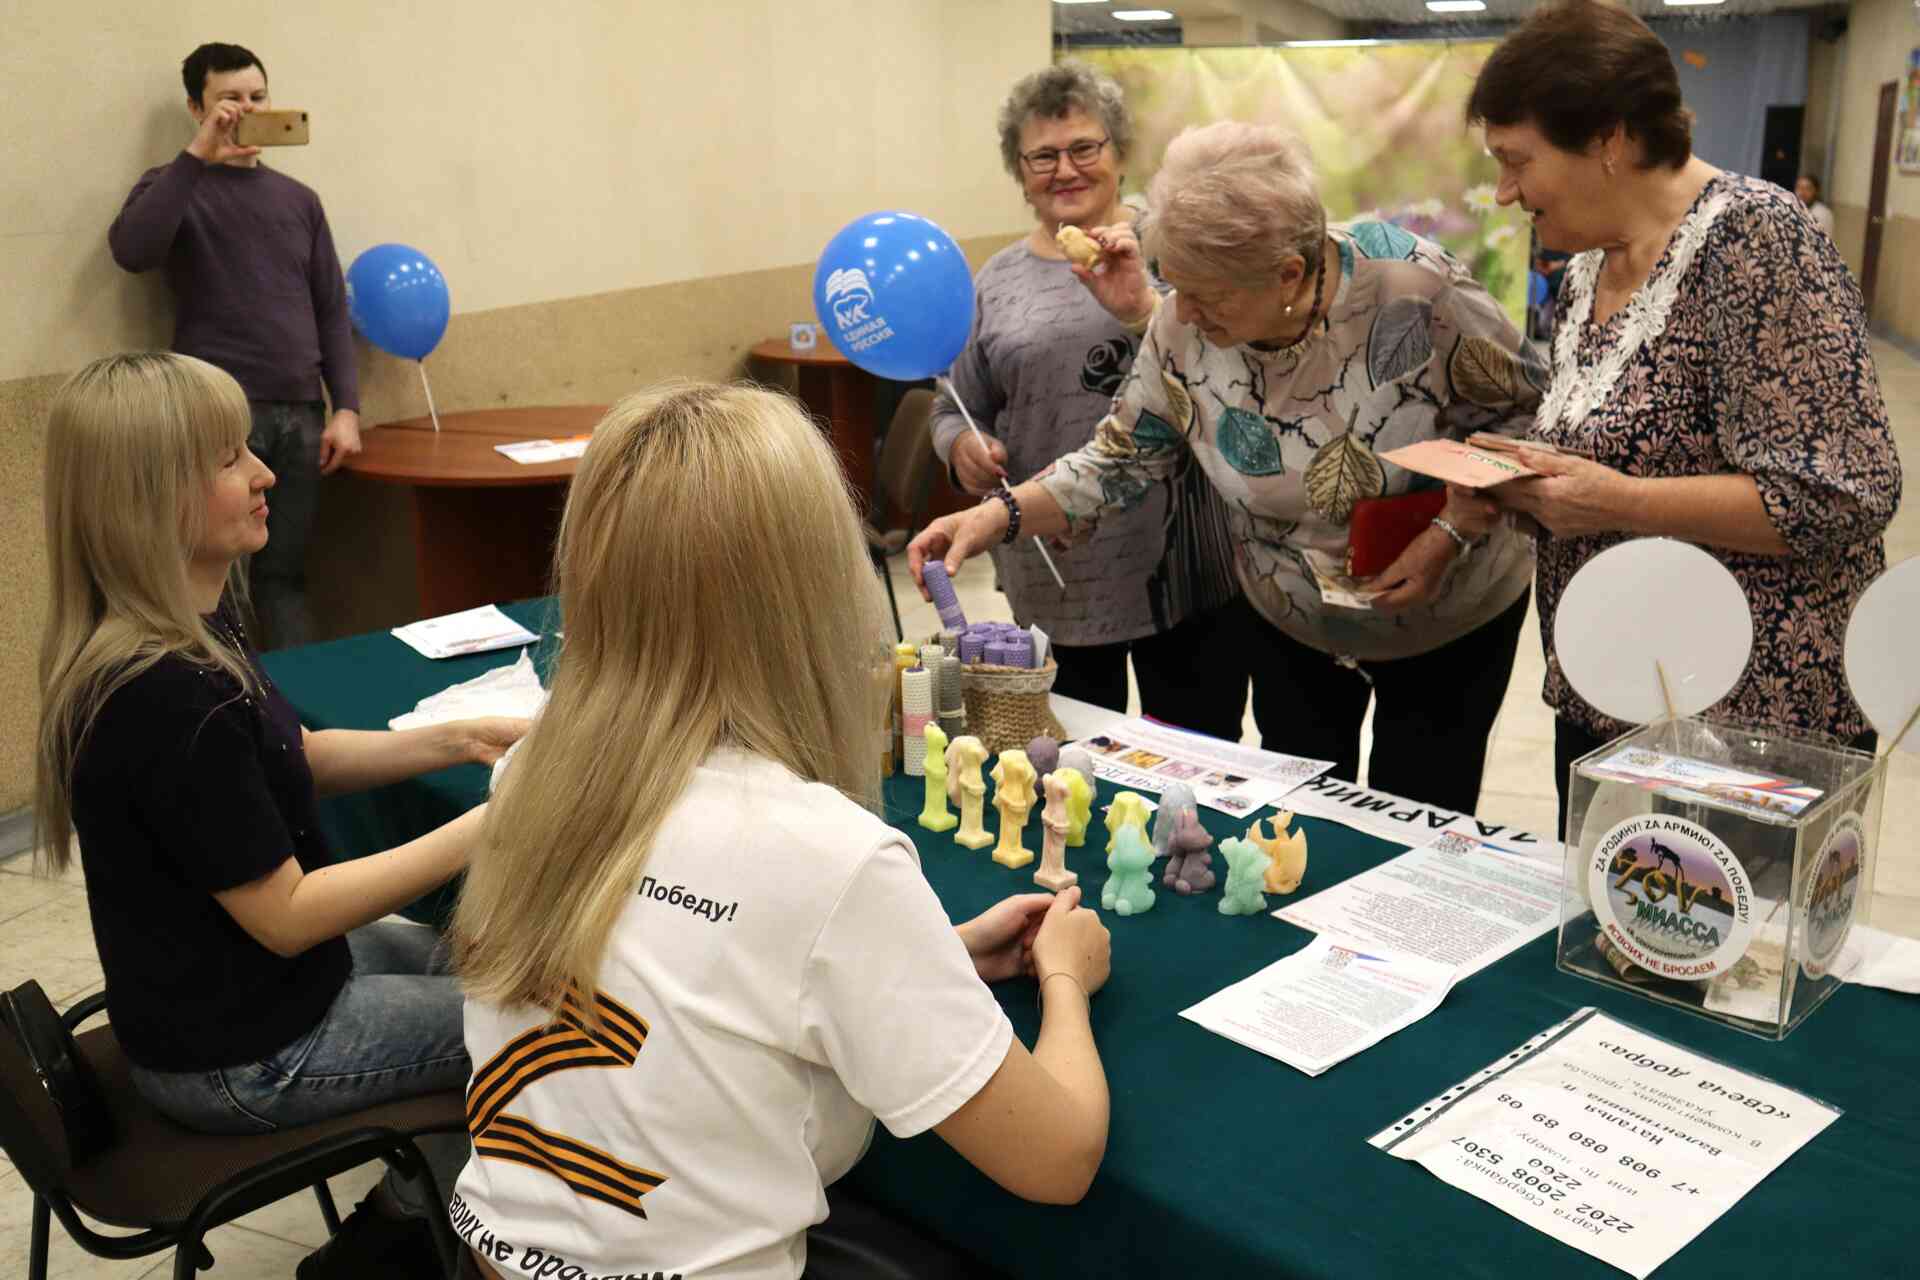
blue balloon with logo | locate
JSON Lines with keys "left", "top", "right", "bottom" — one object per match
{"left": 346, "top": 244, "right": 450, "bottom": 361}
{"left": 813, "top": 212, "right": 973, "bottom": 381}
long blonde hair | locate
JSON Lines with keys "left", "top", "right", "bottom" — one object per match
{"left": 35, "top": 352, "right": 257, "bottom": 874}
{"left": 453, "top": 382, "right": 889, "bottom": 1015}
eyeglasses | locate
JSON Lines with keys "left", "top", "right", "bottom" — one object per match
{"left": 1020, "top": 136, "right": 1110, "bottom": 175}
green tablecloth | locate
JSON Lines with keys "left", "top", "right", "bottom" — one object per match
{"left": 265, "top": 604, "right": 1920, "bottom": 1279}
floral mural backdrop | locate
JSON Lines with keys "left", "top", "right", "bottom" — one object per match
{"left": 1071, "top": 41, "right": 1530, "bottom": 329}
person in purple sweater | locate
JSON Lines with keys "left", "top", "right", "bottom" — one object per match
{"left": 110, "top": 42, "right": 361, "bottom": 650}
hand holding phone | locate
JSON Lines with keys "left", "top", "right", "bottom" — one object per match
{"left": 187, "top": 100, "right": 261, "bottom": 165}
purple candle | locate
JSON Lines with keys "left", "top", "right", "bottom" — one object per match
{"left": 922, "top": 561, "right": 968, "bottom": 632}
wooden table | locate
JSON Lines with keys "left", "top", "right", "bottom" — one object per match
{"left": 346, "top": 406, "right": 606, "bottom": 616}
{"left": 750, "top": 338, "right": 879, "bottom": 505}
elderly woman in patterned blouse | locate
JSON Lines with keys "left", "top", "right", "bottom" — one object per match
{"left": 1463, "top": 0, "right": 1900, "bottom": 828}
{"left": 933, "top": 63, "right": 1249, "bottom": 739}
{"left": 912, "top": 119, "right": 1543, "bottom": 815}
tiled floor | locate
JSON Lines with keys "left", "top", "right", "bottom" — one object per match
{"left": 2, "top": 339, "right": 1916, "bottom": 1277}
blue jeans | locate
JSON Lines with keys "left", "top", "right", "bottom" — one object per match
{"left": 130, "top": 922, "right": 470, "bottom": 1213}
{"left": 246, "top": 399, "right": 326, "bottom": 650}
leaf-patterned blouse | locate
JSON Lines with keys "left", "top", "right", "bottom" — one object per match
{"left": 1534, "top": 174, "right": 1900, "bottom": 743}
{"left": 1035, "top": 221, "right": 1543, "bottom": 662}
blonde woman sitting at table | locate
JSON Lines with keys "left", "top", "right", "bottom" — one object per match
{"left": 34, "top": 352, "right": 526, "bottom": 1279}
{"left": 451, "top": 383, "right": 1113, "bottom": 1280}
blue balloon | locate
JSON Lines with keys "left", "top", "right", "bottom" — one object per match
{"left": 813, "top": 212, "right": 973, "bottom": 381}
{"left": 346, "top": 244, "right": 450, "bottom": 361}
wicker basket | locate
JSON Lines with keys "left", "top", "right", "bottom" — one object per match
{"left": 960, "top": 657, "right": 1065, "bottom": 756}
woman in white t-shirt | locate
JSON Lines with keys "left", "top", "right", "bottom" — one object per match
{"left": 450, "top": 382, "right": 1114, "bottom": 1280}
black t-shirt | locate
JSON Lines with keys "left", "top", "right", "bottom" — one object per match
{"left": 71, "top": 632, "right": 349, "bottom": 1072}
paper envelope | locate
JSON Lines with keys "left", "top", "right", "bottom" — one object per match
{"left": 1378, "top": 438, "right": 1538, "bottom": 488}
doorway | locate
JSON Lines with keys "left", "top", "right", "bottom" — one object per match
{"left": 1863, "top": 81, "right": 1897, "bottom": 323}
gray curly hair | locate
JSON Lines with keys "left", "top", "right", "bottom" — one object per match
{"left": 997, "top": 62, "right": 1134, "bottom": 179}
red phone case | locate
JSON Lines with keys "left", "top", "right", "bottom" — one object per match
{"left": 1346, "top": 489, "right": 1447, "bottom": 578}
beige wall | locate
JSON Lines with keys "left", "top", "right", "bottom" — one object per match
{"left": 1828, "top": 0, "right": 1920, "bottom": 344}
{"left": 0, "top": 0, "right": 1048, "bottom": 812}
{"left": 1802, "top": 17, "right": 1841, "bottom": 185}
{"left": 1830, "top": 0, "right": 1920, "bottom": 219}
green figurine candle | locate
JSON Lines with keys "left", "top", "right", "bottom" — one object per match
{"left": 1102, "top": 821, "right": 1157, "bottom": 917}
{"left": 918, "top": 722, "right": 958, "bottom": 832}
{"left": 1217, "top": 836, "right": 1273, "bottom": 916}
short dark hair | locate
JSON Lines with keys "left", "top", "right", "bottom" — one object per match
{"left": 182, "top": 43, "right": 266, "bottom": 107}
{"left": 997, "top": 62, "right": 1134, "bottom": 180}
{"left": 1799, "top": 174, "right": 1822, "bottom": 199}
{"left": 1466, "top": 1, "right": 1692, "bottom": 171}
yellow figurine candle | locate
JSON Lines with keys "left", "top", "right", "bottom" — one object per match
{"left": 947, "top": 735, "right": 993, "bottom": 850}
{"left": 990, "top": 750, "right": 1038, "bottom": 869}
{"left": 1104, "top": 791, "right": 1152, "bottom": 856}
{"left": 1250, "top": 811, "right": 1310, "bottom": 894}
{"left": 918, "top": 723, "right": 958, "bottom": 832}
{"left": 1059, "top": 767, "right": 1093, "bottom": 847}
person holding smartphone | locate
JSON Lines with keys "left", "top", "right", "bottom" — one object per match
{"left": 109, "top": 42, "right": 360, "bottom": 650}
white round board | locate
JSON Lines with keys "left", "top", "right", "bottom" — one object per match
{"left": 1845, "top": 555, "right": 1920, "bottom": 755}
{"left": 1554, "top": 538, "right": 1751, "bottom": 725}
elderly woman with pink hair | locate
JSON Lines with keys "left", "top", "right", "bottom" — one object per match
{"left": 912, "top": 121, "right": 1541, "bottom": 814}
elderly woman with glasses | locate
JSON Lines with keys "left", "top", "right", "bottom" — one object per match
{"left": 913, "top": 120, "right": 1543, "bottom": 814}
{"left": 930, "top": 63, "right": 1249, "bottom": 741}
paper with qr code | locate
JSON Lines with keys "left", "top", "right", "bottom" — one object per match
{"left": 1274, "top": 831, "right": 1561, "bottom": 979}
{"left": 1180, "top": 936, "right": 1454, "bottom": 1076}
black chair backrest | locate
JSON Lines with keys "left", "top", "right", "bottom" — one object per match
{"left": 873, "top": 389, "right": 937, "bottom": 532}
{"left": 0, "top": 1007, "right": 74, "bottom": 1195}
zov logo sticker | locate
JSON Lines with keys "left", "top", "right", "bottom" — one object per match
{"left": 1588, "top": 815, "right": 1755, "bottom": 981}
{"left": 1802, "top": 812, "right": 1863, "bottom": 979}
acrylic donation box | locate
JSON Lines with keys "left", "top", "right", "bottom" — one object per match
{"left": 1558, "top": 717, "right": 1882, "bottom": 1039}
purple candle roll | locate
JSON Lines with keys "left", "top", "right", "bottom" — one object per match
{"left": 1006, "top": 634, "right": 1034, "bottom": 669}
{"left": 922, "top": 561, "right": 968, "bottom": 632}
{"left": 984, "top": 641, "right": 1011, "bottom": 667}
{"left": 959, "top": 633, "right": 985, "bottom": 664}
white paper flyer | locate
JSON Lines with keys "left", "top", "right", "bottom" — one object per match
{"left": 1069, "top": 716, "right": 1332, "bottom": 816}
{"left": 1274, "top": 830, "right": 1561, "bottom": 978}
{"left": 1179, "top": 936, "right": 1454, "bottom": 1076}
{"left": 1370, "top": 1008, "right": 1840, "bottom": 1279}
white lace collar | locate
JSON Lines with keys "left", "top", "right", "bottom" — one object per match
{"left": 1538, "top": 182, "right": 1733, "bottom": 443}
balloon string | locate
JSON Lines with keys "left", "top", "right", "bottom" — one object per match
{"left": 418, "top": 361, "right": 441, "bottom": 433}
{"left": 937, "top": 376, "right": 1067, "bottom": 593}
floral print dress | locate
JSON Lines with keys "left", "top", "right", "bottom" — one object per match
{"left": 1036, "top": 221, "right": 1543, "bottom": 662}
{"left": 1534, "top": 173, "right": 1900, "bottom": 742}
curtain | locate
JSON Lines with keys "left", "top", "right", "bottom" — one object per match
{"left": 1653, "top": 15, "right": 1809, "bottom": 178}
{"left": 1070, "top": 42, "right": 1530, "bottom": 328}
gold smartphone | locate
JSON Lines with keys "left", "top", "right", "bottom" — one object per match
{"left": 235, "top": 110, "right": 310, "bottom": 147}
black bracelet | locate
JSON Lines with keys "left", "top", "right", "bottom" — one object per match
{"left": 983, "top": 485, "right": 1021, "bottom": 544}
